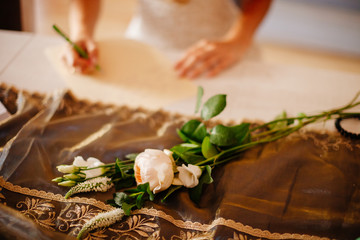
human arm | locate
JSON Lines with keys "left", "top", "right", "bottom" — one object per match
{"left": 62, "top": 0, "right": 101, "bottom": 74}
{"left": 174, "top": 0, "right": 272, "bottom": 79}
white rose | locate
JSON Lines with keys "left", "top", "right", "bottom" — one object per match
{"left": 73, "top": 156, "right": 105, "bottom": 179}
{"left": 134, "top": 149, "right": 174, "bottom": 194}
{"left": 173, "top": 164, "right": 202, "bottom": 188}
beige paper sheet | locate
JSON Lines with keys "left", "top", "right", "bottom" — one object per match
{"left": 45, "top": 39, "right": 197, "bottom": 110}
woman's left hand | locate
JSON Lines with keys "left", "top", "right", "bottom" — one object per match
{"left": 174, "top": 39, "right": 249, "bottom": 79}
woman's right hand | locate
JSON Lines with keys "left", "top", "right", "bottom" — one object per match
{"left": 62, "top": 38, "right": 99, "bottom": 74}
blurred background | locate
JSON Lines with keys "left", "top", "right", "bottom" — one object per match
{"left": 1, "top": 0, "right": 360, "bottom": 74}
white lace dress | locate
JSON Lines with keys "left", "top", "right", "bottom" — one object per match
{"left": 125, "top": 0, "right": 239, "bottom": 51}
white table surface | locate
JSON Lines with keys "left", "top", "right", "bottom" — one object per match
{"left": 1, "top": 30, "right": 360, "bottom": 125}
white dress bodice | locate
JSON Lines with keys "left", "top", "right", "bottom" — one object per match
{"left": 125, "top": 0, "right": 239, "bottom": 51}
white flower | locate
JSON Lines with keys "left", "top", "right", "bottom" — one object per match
{"left": 64, "top": 176, "right": 113, "bottom": 199}
{"left": 134, "top": 149, "right": 174, "bottom": 194}
{"left": 173, "top": 164, "right": 202, "bottom": 188}
{"left": 56, "top": 165, "right": 79, "bottom": 174}
{"left": 73, "top": 156, "right": 105, "bottom": 179}
{"left": 77, "top": 208, "right": 124, "bottom": 239}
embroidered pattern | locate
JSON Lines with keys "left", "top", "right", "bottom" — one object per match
{"left": 0, "top": 177, "right": 332, "bottom": 240}
{"left": 109, "top": 215, "right": 158, "bottom": 238}
{"left": 58, "top": 203, "right": 103, "bottom": 233}
{"left": 16, "top": 197, "right": 56, "bottom": 230}
{"left": 170, "top": 230, "right": 214, "bottom": 240}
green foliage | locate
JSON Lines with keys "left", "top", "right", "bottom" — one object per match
{"left": 195, "top": 86, "right": 204, "bottom": 113}
{"left": 179, "top": 120, "right": 207, "bottom": 143}
{"left": 210, "top": 123, "right": 250, "bottom": 147}
{"left": 112, "top": 158, "right": 135, "bottom": 190}
{"left": 201, "top": 136, "right": 219, "bottom": 158}
{"left": 107, "top": 183, "right": 154, "bottom": 216}
{"left": 201, "top": 94, "right": 227, "bottom": 120}
{"left": 171, "top": 143, "right": 204, "bottom": 165}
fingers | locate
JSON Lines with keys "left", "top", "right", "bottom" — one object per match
{"left": 174, "top": 40, "right": 239, "bottom": 79}
{"left": 61, "top": 39, "right": 99, "bottom": 74}
{"left": 207, "top": 58, "right": 231, "bottom": 78}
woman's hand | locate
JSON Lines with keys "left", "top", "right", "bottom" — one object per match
{"left": 174, "top": 0, "right": 272, "bottom": 79}
{"left": 174, "top": 38, "right": 249, "bottom": 79}
{"left": 62, "top": 38, "right": 99, "bottom": 74}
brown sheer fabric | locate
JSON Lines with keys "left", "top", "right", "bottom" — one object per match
{"left": 0, "top": 84, "right": 359, "bottom": 240}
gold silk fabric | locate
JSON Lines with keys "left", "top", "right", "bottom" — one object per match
{"left": 0, "top": 84, "right": 359, "bottom": 240}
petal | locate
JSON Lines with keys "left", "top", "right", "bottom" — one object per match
{"left": 187, "top": 164, "right": 202, "bottom": 178}
{"left": 86, "top": 157, "right": 103, "bottom": 166}
{"left": 73, "top": 156, "right": 87, "bottom": 167}
{"left": 177, "top": 164, "right": 200, "bottom": 188}
{"left": 87, "top": 157, "right": 104, "bottom": 168}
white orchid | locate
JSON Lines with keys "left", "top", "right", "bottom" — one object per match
{"left": 173, "top": 164, "right": 202, "bottom": 188}
{"left": 134, "top": 149, "right": 174, "bottom": 194}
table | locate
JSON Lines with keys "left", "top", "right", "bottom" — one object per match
{"left": 1, "top": 29, "right": 360, "bottom": 123}
{"left": 1, "top": 29, "right": 360, "bottom": 240}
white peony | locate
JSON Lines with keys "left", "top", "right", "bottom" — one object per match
{"left": 173, "top": 164, "right": 202, "bottom": 188}
{"left": 134, "top": 149, "right": 174, "bottom": 194}
{"left": 73, "top": 156, "right": 105, "bottom": 179}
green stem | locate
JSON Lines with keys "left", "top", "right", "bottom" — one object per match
{"left": 197, "top": 114, "right": 323, "bottom": 168}
{"left": 250, "top": 99, "right": 360, "bottom": 133}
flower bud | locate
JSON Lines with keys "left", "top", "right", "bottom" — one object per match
{"left": 58, "top": 180, "right": 77, "bottom": 187}
{"left": 64, "top": 173, "right": 84, "bottom": 181}
{"left": 57, "top": 165, "right": 79, "bottom": 174}
{"left": 51, "top": 177, "right": 64, "bottom": 183}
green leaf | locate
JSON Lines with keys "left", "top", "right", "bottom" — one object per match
{"left": 145, "top": 183, "right": 155, "bottom": 201}
{"left": 195, "top": 86, "right": 204, "bottom": 113}
{"left": 177, "top": 129, "right": 189, "bottom": 142}
{"left": 201, "top": 94, "right": 226, "bottom": 120}
{"left": 122, "top": 202, "right": 136, "bottom": 216}
{"left": 171, "top": 143, "right": 201, "bottom": 155}
{"left": 171, "top": 143, "right": 204, "bottom": 165}
{"left": 193, "top": 123, "right": 207, "bottom": 142}
{"left": 180, "top": 120, "right": 208, "bottom": 143}
{"left": 189, "top": 165, "right": 213, "bottom": 204}
{"left": 201, "top": 136, "right": 219, "bottom": 158}
{"left": 209, "top": 123, "right": 250, "bottom": 147}
{"left": 209, "top": 125, "right": 236, "bottom": 146}
{"left": 114, "top": 158, "right": 136, "bottom": 189}
{"left": 181, "top": 152, "right": 205, "bottom": 165}
{"left": 181, "top": 119, "right": 202, "bottom": 134}
{"left": 136, "top": 193, "right": 144, "bottom": 209}
{"left": 232, "top": 123, "right": 251, "bottom": 145}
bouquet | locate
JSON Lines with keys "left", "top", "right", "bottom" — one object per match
{"left": 52, "top": 87, "right": 360, "bottom": 239}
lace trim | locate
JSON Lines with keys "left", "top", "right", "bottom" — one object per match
{"left": 134, "top": 208, "right": 329, "bottom": 240}
{"left": 0, "top": 177, "right": 113, "bottom": 211}
{"left": 0, "top": 177, "right": 330, "bottom": 240}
